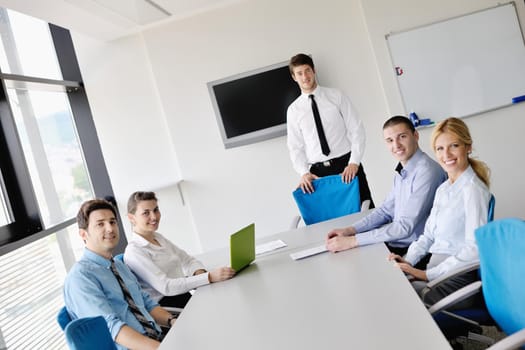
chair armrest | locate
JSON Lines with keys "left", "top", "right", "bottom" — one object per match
{"left": 360, "top": 200, "right": 371, "bottom": 212}
{"left": 428, "top": 281, "right": 482, "bottom": 315}
{"left": 290, "top": 215, "right": 302, "bottom": 229}
{"left": 487, "top": 328, "right": 525, "bottom": 350}
{"left": 421, "top": 261, "right": 480, "bottom": 300}
{"left": 435, "top": 309, "right": 484, "bottom": 330}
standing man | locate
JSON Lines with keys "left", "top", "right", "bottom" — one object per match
{"left": 326, "top": 116, "right": 446, "bottom": 258}
{"left": 64, "top": 199, "right": 175, "bottom": 350}
{"left": 286, "top": 53, "right": 374, "bottom": 208}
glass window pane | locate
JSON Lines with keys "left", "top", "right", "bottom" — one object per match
{"left": 7, "top": 88, "right": 94, "bottom": 227}
{"left": 0, "top": 8, "right": 62, "bottom": 80}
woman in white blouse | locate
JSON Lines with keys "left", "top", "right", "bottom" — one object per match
{"left": 389, "top": 117, "right": 491, "bottom": 306}
{"left": 124, "top": 191, "right": 235, "bottom": 308}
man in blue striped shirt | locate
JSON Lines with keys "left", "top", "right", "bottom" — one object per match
{"left": 326, "top": 116, "right": 446, "bottom": 258}
{"left": 64, "top": 199, "right": 176, "bottom": 350}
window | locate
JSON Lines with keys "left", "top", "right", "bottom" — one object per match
{"left": 0, "top": 7, "right": 121, "bottom": 349}
{"left": 7, "top": 88, "right": 93, "bottom": 227}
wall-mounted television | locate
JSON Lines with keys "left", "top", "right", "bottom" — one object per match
{"left": 208, "top": 61, "right": 301, "bottom": 149}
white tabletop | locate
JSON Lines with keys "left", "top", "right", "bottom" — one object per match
{"left": 159, "top": 212, "right": 451, "bottom": 349}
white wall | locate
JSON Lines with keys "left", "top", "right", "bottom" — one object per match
{"left": 71, "top": 33, "right": 200, "bottom": 252}
{"left": 70, "top": 0, "right": 524, "bottom": 256}
{"left": 138, "top": 0, "right": 387, "bottom": 252}
{"left": 360, "top": 0, "right": 525, "bottom": 219}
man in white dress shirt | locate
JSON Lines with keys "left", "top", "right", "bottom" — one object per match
{"left": 286, "top": 53, "right": 374, "bottom": 208}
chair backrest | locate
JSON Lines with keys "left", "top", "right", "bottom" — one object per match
{"left": 57, "top": 306, "right": 72, "bottom": 330}
{"left": 292, "top": 175, "right": 360, "bottom": 225}
{"left": 487, "top": 194, "right": 496, "bottom": 222}
{"left": 475, "top": 218, "right": 525, "bottom": 336}
{"left": 64, "top": 315, "right": 117, "bottom": 350}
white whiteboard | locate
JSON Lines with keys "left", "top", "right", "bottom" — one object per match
{"left": 386, "top": 2, "right": 525, "bottom": 121}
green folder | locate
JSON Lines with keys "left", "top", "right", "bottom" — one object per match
{"left": 230, "top": 223, "right": 255, "bottom": 272}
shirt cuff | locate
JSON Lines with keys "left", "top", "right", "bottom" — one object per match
{"left": 186, "top": 272, "right": 210, "bottom": 290}
{"left": 348, "top": 154, "right": 361, "bottom": 166}
{"left": 425, "top": 267, "right": 439, "bottom": 281}
{"left": 352, "top": 220, "right": 367, "bottom": 233}
{"left": 404, "top": 253, "right": 418, "bottom": 267}
{"left": 355, "top": 232, "right": 376, "bottom": 247}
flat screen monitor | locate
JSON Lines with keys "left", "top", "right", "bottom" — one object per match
{"left": 208, "top": 61, "right": 301, "bottom": 149}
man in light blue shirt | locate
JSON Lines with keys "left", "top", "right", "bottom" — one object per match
{"left": 64, "top": 199, "right": 175, "bottom": 350}
{"left": 326, "top": 116, "right": 446, "bottom": 257}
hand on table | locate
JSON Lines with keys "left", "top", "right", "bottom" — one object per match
{"left": 388, "top": 253, "right": 427, "bottom": 281}
{"left": 325, "top": 234, "right": 357, "bottom": 253}
{"left": 208, "top": 267, "right": 236, "bottom": 283}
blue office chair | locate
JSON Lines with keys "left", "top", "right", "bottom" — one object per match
{"left": 114, "top": 253, "right": 124, "bottom": 262}
{"left": 487, "top": 194, "right": 496, "bottom": 222}
{"left": 64, "top": 315, "right": 117, "bottom": 350}
{"left": 57, "top": 306, "right": 72, "bottom": 331}
{"left": 292, "top": 175, "right": 361, "bottom": 226}
{"left": 428, "top": 218, "right": 525, "bottom": 349}
{"left": 476, "top": 218, "right": 525, "bottom": 349}
{"left": 57, "top": 305, "right": 117, "bottom": 350}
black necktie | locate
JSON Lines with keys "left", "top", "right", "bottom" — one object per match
{"left": 309, "top": 94, "right": 330, "bottom": 156}
{"left": 110, "top": 259, "right": 161, "bottom": 340}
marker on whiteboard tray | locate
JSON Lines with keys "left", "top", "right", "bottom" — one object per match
{"left": 419, "top": 118, "right": 434, "bottom": 126}
{"left": 512, "top": 95, "right": 525, "bottom": 103}
{"left": 409, "top": 112, "right": 420, "bottom": 127}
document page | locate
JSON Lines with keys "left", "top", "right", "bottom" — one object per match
{"left": 256, "top": 239, "right": 287, "bottom": 255}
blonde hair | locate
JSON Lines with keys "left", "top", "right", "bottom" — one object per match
{"left": 431, "top": 117, "right": 490, "bottom": 187}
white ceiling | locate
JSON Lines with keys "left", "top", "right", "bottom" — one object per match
{"left": 0, "top": 0, "right": 245, "bottom": 41}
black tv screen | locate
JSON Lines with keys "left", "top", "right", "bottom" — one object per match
{"left": 208, "top": 61, "right": 301, "bottom": 149}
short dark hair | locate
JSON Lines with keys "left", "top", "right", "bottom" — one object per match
{"left": 127, "top": 191, "right": 158, "bottom": 214}
{"left": 383, "top": 115, "right": 415, "bottom": 133}
{"left": 77, "top": 199, "right": 117, "bottom": 230}
{"left": 289, "top": 53, "right": 314, "bottom": 75}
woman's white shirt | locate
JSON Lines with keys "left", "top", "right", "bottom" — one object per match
{"left": 124, "top": 232, "right": 209, "bottom": 302}
{"left": 404, "top": 165, "right": 491, "bottom": 280}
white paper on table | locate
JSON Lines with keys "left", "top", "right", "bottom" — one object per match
{"left": 289, "top": 244, "right": 328, "bottom": 260}
{"left": 256, "top": 240, "right": 287, "bottom": 255}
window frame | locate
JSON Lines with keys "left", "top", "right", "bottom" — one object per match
{"left": 0, "top": 22, "right": 126, "bottom": 257}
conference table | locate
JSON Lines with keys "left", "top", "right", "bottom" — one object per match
{"left": 159, "top": 212, "right": 451, "bottom": 349}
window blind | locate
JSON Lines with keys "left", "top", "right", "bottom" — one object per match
{"left": 0, "top": 235, "right": 67, "bottom": 349}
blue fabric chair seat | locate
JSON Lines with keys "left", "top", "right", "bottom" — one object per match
{"left": 292, "top": 175, "right": 360, "bottom": 225}
{"left": 476, "top": 218, "right": 525, "bottom": 337}
{"left": 57, "top": 306, "right": 72, "bottom": 331}
{"left": 65, "top": 315, "right": 117, "bottom": 350}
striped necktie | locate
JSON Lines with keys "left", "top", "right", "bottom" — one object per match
{"left": 110, "top": 259, "right": 161, "bottom": 340}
